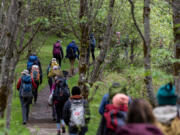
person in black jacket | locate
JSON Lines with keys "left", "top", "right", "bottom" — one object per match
{"left": 63, "top": 86, "right": 90, "bottom": 135}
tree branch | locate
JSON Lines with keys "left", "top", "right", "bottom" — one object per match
{"left": 128, "top": 0, "right": 146, "bottom": 45}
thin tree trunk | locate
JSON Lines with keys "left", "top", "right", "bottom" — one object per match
{"left": 89, "top": 0, "right": 115, "bottom": 86}
{"left": 172, "top": 0, "right": 180, "bottom": 97}
{"left": 143, "top": 0, "right": 156, "bottom": 106}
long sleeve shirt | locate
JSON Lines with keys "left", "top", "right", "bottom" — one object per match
{"left": 17, "top": 77, "right": 37, "bottom": 90}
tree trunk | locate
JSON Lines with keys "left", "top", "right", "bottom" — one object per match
{"left": 89, "top": 0, "right": 115, "bottom": 86}
{"left": 78, "top": 0, "right": 90, "bottom": 99}
{"left": 172, "top": 0, "right": 180, "bottom": 97}
{"left": 0, "top": 0, "right": 18, "bottom": 118}
{"left": 143, "top": 0, "right": 156, "bottom": 106}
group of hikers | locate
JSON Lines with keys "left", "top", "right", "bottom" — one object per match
{"left": 16, "top": 34, "right": 95, "bottom": 135}
{"left": 96, "top": 82, "right": 180, "bottom": 135}
{"left": 16, "top": 33, "right": 180, "bottom": 135}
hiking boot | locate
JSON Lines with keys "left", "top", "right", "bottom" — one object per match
{"left": 57, "top": 130, "right": 61, "bottom": 135}
{"left": 22, "top": 121, "right": 26, "bottom": 125}
{"left": 62, "top": 126, "right": 66, "bottom": 133}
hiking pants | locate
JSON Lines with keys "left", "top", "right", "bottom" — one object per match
{"left": 69, "top": 126, "right": 88, "bottom": 135}
{"left": 87, "top": 47, "right": 95, "bottom": 63}
{"left": 48, "top": 77, "right": 53, "bottom": 89}
{"left": 33, "top": 81, "right": 39, "bottom": 103}
{"left": 20, "top": 96, "right": 32, "bottom": 123}
{"left": 69, "top": 58, "right": 75, "bottom": 75}
{"left": 53, "top": 54, "right": 62, "bottom": 67}
{"left": 52, "top": 105, "right": 56, "bottom": 120}
{"left": 55, "top": 103, "right": 65, "bottom": 125}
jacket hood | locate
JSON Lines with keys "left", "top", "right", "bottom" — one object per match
{"left": 105, "top": 104, "right": 128, "bottom": 112}
{"left": 153, "top": 105, "right": 177, "bottom": 125}
{"left": 115, "top": 124, "right": 164, "bottom": 135}
{"left": 70, "top": 95, "right": 82, "bottom": 99}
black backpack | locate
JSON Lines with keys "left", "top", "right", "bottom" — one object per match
{"left": 53, "top": 78, "right": 69, "bottom": 103}
{"left": 67, "top": 47, "right": 76, "bottom": 59}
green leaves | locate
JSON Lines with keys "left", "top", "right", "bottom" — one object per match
{"left": 30, "top": 17, "right": 50, "bottom": 28}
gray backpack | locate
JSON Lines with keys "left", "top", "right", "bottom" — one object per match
{"left": 70, "top": 99, "right": 85, "bottom": 127}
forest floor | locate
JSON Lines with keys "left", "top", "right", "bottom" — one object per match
{"left": 27, "top": 68, "right": 78, "bottom": 135}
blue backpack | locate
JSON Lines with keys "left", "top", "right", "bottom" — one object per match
{"left": 27, "top": 55, "right": 38, "bottom": 71}
{"left": 21, "top": 75, "right": 33, "bottom": 98}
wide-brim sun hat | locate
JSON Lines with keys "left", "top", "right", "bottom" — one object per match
{"left": 21, "top": 69, "right": 29, "bottom": 75}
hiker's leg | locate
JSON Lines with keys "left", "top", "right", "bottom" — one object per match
{"left": 69, "top": 59, "right": 73, "bottom": 75}
{"left": 34, "top": 81, "right": 39, "bottom": 103}
{"left": 52, "top": 105, "right": 56, "bottom": 120}
{"left": 59, "top": 57, "right": 62, "bottom": 67}
{"left": 48, "top": 77, "right": 53, "bottom": 89}
{"left": 20, "top": 97, "right": 27, "bottom": 123}
{"left": 91, "top": 48, "right": 95, "bottom": 61}
{"left": 71, "top": 59, "right": 75, "bottom": 75}
{"left": 79, "top": 127, "right": 88, "bottom": 135}
{"left": 55, "top": 104, "right": 61, "bottom": 131}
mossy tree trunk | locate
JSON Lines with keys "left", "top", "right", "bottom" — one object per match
{"left": 172, "top": 0, "right": 180, "bottom": 97}
{"left": 78, "top": 0, "right": 90, "bottom": 99}
{"left": 143, "top": 0, "right": 156, "bottom": 106}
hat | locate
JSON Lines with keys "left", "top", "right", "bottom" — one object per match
{"left": 109, "top": 82, "right": 121, "bottom": 101}
{"left": 21, "top": 69, "right": 29, "bottom": 75}
{"left": 112, "top": 93, "right": 129, "bottom": 108}
{"left": 157, "top": 83, "right": 177, "bottom": 105}
{"left": 52, "top": 58, "right": 56, "bottom": 62}
{"left": 72, "top": 86, "right": 81, "bottom": 96}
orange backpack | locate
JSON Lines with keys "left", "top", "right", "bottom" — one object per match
{"left": 31, "top": 65, "right": 40, "bottom": 81}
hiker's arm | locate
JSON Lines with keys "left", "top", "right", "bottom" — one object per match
{"left": 31, "top": 79, "right": 37, "bottom": 89}
{"left": 63, "top": 101, "right": 71, "bottom": 125}
{"left": 17, "top": 78, "right": 21, "bottom": 90}
{"left": 99, "top": 94, "right": 109, "bottom": 115}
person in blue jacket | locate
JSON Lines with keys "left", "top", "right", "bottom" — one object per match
{"left": 66, "top": 40, "right": 80, "bottom": 76}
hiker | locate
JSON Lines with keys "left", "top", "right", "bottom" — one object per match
{"left": 31, "top": 65, "right": 40, "bottom": 104}
{"left": 63, "top": 86, "right": 90, "bottom": 135}
{"left": 99, "top": 82, "right": 131, "bottom": 115}
{"left": 53, "top": 40, "right": 64, "bottom": 66}
{"left": 97, "top": 93, "right": 129, "bottom": 135}
{"left": 17, "top": 70, "right": 37, "bottom": 125}
{"left": 52, "top": 76, "right": 70, "bottom": 135}
{"left": 66, "top": 40, "right": 79, "bottom": 76}
{"left": 87, "top": 33, "right": 96, "bottom": 63}
{"left": 47, "top": 58, "right": 61, "bottom": 89}
{"left": 153, "top": 82, "right": 180, "bottom": 135}
{"left": 27, "top": 53, "right": 42, "bottom": 79}
{"left": 115, "top": 99, "right": 164, "bottom": 135}
{"left": 27, "top": 54, "right": 42, "bottom": 99}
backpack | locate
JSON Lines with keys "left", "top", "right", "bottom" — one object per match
{"left": 70, "top": 99, "right": 85, "bottom": 127}
{"left": 53, "top": 77, "right": 69, "bottom": 103}
{"left": 53, "top": 43, "right": 61, "bottom": 57}
{"left": 31, "top": 65, "right": 40, "bottom": 81}
{"left": 48, "top": 61, "right": 60, "bottom": 77}
{"left": 104, "top": 104, "right": 127, "bottom": 131}
{"left": 20, "top": 75, "right": 33, "bottom": 98}
{"left": 27, "top": 55, "right": 38, "bottom": 71}
{"left": 67, "top": 47, "right": 76, "bottom": 59}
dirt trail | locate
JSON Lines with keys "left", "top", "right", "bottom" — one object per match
{"left": 27, "top": 86, "right": 60, "bottom": 135}
{"left": 27, "top": 68, "right": 78, "bottom": 135}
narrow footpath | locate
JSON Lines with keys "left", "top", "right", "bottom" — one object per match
{"left": 27, "top": 86, "right": 63, "bottom": 135}
{"left": 27, "top": 68, "right": 78, "bottom": 135}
